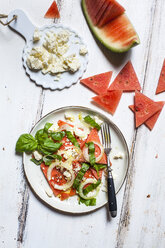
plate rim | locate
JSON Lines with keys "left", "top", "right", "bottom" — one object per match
{"left": 23, "top": 106, "right": 129, "bottom": 214}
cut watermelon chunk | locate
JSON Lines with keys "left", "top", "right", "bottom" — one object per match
{"left": 156, "top": 59, "right": 165, "bottom": 94}
{"left": 44, "top": 1, "right": 60, "bottom": 19}
{"left": 95, "top": 0, "right": 110, "bottom": 25}
{"left": 85, "top": 128, "right": 107, "bottom": 164}
{"left": 134, "top": 91, "right": 163, "bottom": 128}
{"left": 85, "top": 0, "right": 106, "bottom": 25}
{"left": 80, "top": 71, "right": 112, "bottom": 94}
{"left": 92, "top": 90, "right": 122, "bottom": 115}
{"left": 98, "top": 0, "right": 125, "bottom": 27}
{"left": 129, "top": 101, "right": 164, "bottom": 130}
{"left": 108, "top": 61, "right": 141, "bottom": 92}
{"left": 82, "top": 0, "right": 140, "bottom": 53}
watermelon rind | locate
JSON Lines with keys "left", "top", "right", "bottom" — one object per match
{"left": 82, "top": 0, "right": 140, "bottom": 53}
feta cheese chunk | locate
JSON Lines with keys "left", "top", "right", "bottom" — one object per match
{"left": 33, "top": 29, "right": 41, "bottom": 42}
{"left": 64, "top": 112, "right": 75, "bottom": 122}
{"left": 79, "top": 45, "right": 88, "bottom": 55}
{"left": 64, "top": 54, "right": 80, "bottom": 72}
{"left": 94, "top": 116, "right": 103, "bottom": 126}
{"left": 33, "top": 151, "right": 43, "bottom": 161}
{"left": 113, "top": 152, "right": 124, "bottom": 159}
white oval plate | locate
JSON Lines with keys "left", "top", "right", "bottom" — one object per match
{"left": 23, "top": 25, "right": 88, "bottom": 90}
{"left": 23, "top": 106, "right": 129, "bottom": 214}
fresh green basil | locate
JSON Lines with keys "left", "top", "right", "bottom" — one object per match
{"left": 35, "top": 129, "right": 48, "bottom": 144}
{"left": 44, "top": 122, "right": 53, "bottom": 133}
{"left": 16, "top": 134, "right": 38, "bottom": 153}
{"left": 84, "top": 115, "right": 101, "bottom": 130}
{"left": 73, "top": 163, "right": 90, "bottom": 190}
{"left": 83, "top": 179, "right": 101, "bottom": 195}
{"left": 86, "top": 142, "right": 96, "bottom": 165}
{"left": 79, "top": 197, "right": 96, "bottom": 206}
{"left": 93, "top": 164, "right": 107, "bottom": 176}
{"left": 38, "top": 138, "right": 62, "bottom": 155}
{"left": 66, "top": 131, "right": 80, "bottom": 148}
{"left": 30, "top": 158, "right": 43, "bottom": 165}
{"left": 43, "top": 154, "right": 62, "bottom": 166}
{"left": 51, "top": 131, "right": 65, "bottom": 141}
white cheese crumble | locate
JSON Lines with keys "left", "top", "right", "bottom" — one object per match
{"left": 33, "top": 29, "right": 41, "bottom": 42}
{"left": 113, "top": 152, "right": 124, "bottom": 159}
{"left": 27, "top": 29, "right": 81, "bottom": 75}
{"left": 79, "top": 45, "right": 88, "bottom": 55}
{"left": 48, "top": 122, "right": 59, "bottom": 133}
{"left": 94, "top": 116, "right": 103, "bottom": 126}
{"left": 33, "top": 151, "right": 43, "bottom": 161}
{"left": 64, "top": 112, "right": 75, "bottom": 122}
{"left": 74, "top": 125, "right": 90, "bottom": 140}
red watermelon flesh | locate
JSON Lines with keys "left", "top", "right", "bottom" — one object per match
{"left": 44, "top": 1, "right": 60, "bottom": 19}
{"left": 80, "top": 71, "right": 112, "bottom": 95}
{"left": 92, "top": 90, "right": 123, "bottom": 115}
{"left": 134, "top": 91, "right": 163, "bottom": 128}
{"left": 85, "top": 0, "right": 106, "bottom": 25}
{"left": 98, "top": 0, "right": 125, "bottom": 27}
{"left": 108, "top": 61, "right": 141, "bottom": 92}
{"left": 129, "top": 101, "right": 164, "bottom": 130}
{"left": 95, "top": 0, "right": 110, "bottom": 25}
{"left": 156, "top": 59, "right": 165, "bottom": 94}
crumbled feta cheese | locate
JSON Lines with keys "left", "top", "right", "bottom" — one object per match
{"left": 62, "top": 148, "right": 78, "bottom": 160}
{"left": 33, "top": 29, "right": 41, "bottom": 42}
{"left": 63, "top": 170, "right": 71, "bottom": 179}
{"left": 64, "top": 112, "right": 75, "bottom": 122}
{"left": 79, "top": 45, "right": 88, "bottom": 55}
{"left": 48, "top": 122, "right": 59, "bottom": 133}
{"left": 94, "top": 116, "right": 103, "bottom": 126}
{"left": 33, "top": 151, "right": 43, "bottom": 161}
{"left": 26, "top": 56, "right": 43, "bottom": 70}
{"left": 113, "top": 152, "right": 124, "bottom": 159}
{"left": 64, "top": 54, "right": 80, "bottom": 72}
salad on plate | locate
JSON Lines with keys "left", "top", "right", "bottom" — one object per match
{"left": 16, "top": 112, "right": 109, "bottom": 206}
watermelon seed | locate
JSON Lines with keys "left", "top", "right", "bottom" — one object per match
{"left": 125, "top": 81, "right": 129, "bottom": 84}
{"left": 90, "top": 78, "right": 93, "bottom": 81}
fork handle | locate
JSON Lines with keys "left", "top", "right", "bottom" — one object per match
{"left": 107, "top": 172, "right": 117, "bottom": 218}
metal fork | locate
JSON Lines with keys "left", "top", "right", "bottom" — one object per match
{"left": 101, "top": 123, "right": 117, "bottom": 218}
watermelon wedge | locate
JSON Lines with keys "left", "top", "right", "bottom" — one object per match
{"left": 134, "top": 91, "right": 163, "bottom": 128}
{"left": 156, "top": 59, "right": 165, "bottom": 94}
{"left": 108, "top": 61, "right": 141, "bottom": 92}
{"left": 92, "top": 90, "right": 122, "bottom": 115}
{"left": 82, "top": 0, "right": 140, "bottom": 52}
{"left": 98, "top": 0, "right": 125, "bottom": 27}
{"left": 129, "top": 101, "right": 164, "bottom": 130}
{"left": 44, "top": 1, "right": 60, "bottom": 19}
{"left": 95, "top": 0, "right": 110, "bottom": 25}
{"left": 80, "top": 71, "right": 112, "bottom": 94}
{"left": 86, "top": 0, "right": 106, "bottom": 25}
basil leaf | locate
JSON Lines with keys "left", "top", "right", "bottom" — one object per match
{"left": 43, "top": 154, "right": 62, "bottom": 166}
{"left": 51, "top": 131, "right": 65, "bottom": 141}
{"left": 83, "top": 179, "right": 101, "bottom": 195}
{"left": 30, "top": 158, "right": 43, "bottom": 165}
{"left": 73, "top": 163, "right": 90, "bottom": 190}
{"left": 44, "top": 123, "right": 53, "bottom": 133}
{"left": 35, "top": 129, "right": 48, "bottom": 144}
{"left": 84, "top": 115, "right": 101, "bottom": 130}
{"left": 16, "top": 134, "right": 37, "bottom": 153}
{"left": 66, "top": 131, "right": 80, "bottom": 148}
{"left": 38, "top": 138, "right": 62, "bottom": 155}
{"left": 79, "top": 197, "right": 96, "bottom": 206}
{"left": 93, "top": 164, "right": 107, "bottom": 176}
{"left": 86, "top": 142, "right": 96, "bottom": 165}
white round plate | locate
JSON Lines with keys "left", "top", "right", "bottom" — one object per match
{"left": 22, "top": 25, "right": 88, "bottom": 90}
{"left": 23, "top": 106, "right": 129, "bottom": 214}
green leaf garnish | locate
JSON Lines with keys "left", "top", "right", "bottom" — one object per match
{"left": 84, "top": 115, "right": 101, "bottom": 130}
{"left": 38, "top": 138, "right": 62, "bottom": 155}
{"left": 79, "top": 197, "right": 96, "bottom": 206}
{"left": 83, "top": 179, "right": 101, "bottom": 195}
{"left": 51, "top": 131, "right": 65, "bottom": 141}
{"left": 86, "top": 142, "right": 96, "bottom": 165}
{"left": 73, "top": 163, "right": 90, "bottom": 190}
{"left": 35, "top": 129, "right": 48, "bottom": 144}
{"left": 93, "top": 164, "right": 107, "bottom": 176}
{"left": 30, "top": 158, "right": 43, "bottom": 165}
{"left": 44, "top": 123, "right": 53, "bottom": 133}
{"left": 43, "top": 154, "right": 62, "bottom": 166}
{"left": 66, "top": 131, "right": 80, "bottom": 148}
{"left": 16, "top": 134, "right": 38, "bottom": 153}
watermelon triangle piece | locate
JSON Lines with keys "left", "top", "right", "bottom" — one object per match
{"left": 129, "top": 101, "right": 164, "bottom": 130}
{"left": 108, "top": 61, "right": 141, "bottom": 92}
{"left": 80, "top": 71, "right": 112, "bottom": 95}
{"left": 98, "top": 0, "right": 125, "bottom": 27}
{"left": 44, "top": 1, "right": 60, "bottom": 19}
{"left": 92, "top": 90, "right": 123, "bottom": 115}
{"left": 156, "top": 59, "right": 165, "bottom": 94}
{"left": 134, "top": 91, "right": 163, "bottom": 128}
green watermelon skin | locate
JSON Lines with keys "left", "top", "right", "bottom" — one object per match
{"left": 82, "top": 0, "right": 140, "bottom": 53}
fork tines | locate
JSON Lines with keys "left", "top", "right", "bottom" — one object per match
{"left": 101, "top": 123, "right": 112, "bottom": 150}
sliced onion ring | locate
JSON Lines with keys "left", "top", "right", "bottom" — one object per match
{"left": 59, "top": 124, "right": 74, "bottom": 133}
{"left": 79, "top": 178, "right": 100, "bottom": 200}
{"left": 82, "top": 141, "right": 104, "bottom": 163}
{"left": 47, "top": 161, "right": 75, "bottom": 191}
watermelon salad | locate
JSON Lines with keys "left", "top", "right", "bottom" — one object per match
{"left": 15, "top": 113, "right": 116, "bottom": 206}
